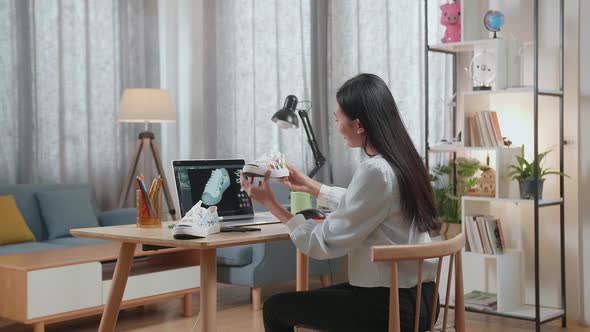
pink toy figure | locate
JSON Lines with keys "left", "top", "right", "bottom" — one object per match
{"left": 440, "top": 1, "right": 461, "bottom": 43}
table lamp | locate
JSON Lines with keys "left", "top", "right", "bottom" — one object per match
{"left": 117, "top": 88, "right": 177, "bottom": 218}
{"left": 271, "top": 95, "right": 326, "bottom": 178}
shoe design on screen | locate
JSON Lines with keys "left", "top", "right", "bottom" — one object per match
{"left": 201, "top": 168, "right": 230, "bottom": 205}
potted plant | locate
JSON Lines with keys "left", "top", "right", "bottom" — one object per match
{"left": 508, "top": 145, "right": 568, "bottom": 199}
{"left": 431, "top": 158, "right": 481, "bottom": 239}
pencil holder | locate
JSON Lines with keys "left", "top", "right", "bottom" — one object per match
{"left": 136, "top": 189, "right": 162, "bottom": 228}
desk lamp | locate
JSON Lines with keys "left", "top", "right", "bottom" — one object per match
{"left": 117, "top": 88, "right": 177, "bottom": 218}
{"left": 271, "top": 95, "right": 326, "bottom": 178}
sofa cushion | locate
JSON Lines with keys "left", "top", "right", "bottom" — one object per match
{"left": 0, "top": 195, "right": 37, "bottom": 245}
{"left": 0, "top": 184, "right": 97, "bottom": 241}
{"left": 217, "top": 245, "right": 253, "bottom": 267}
{"left": 36, "top": 188, "right": 100, "bottom": 239}
{"left": 98, "top": 208, "right": 136, "bottom": 227}
{"left": 45, "top": 237, "right": 110, "bottom": 247}
{"left": 0, "top": 186, "right": 46, "bottom": 241}
{"left": 0, "top": 242, "right": 69, "bottom": 256}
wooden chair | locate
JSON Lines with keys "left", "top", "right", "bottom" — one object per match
{"left": 370, "top": 233, "right": 466, "bottom": 332}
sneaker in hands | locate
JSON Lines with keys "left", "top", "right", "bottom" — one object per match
{"left": 172, "top": 200, "right": 221, "bottom": 239}
{"left": 242, "top": 151, "right": 289, "bottom": 178}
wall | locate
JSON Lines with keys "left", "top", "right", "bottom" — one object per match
{"left": 579, "top": 0, "right": 590, "bottom": 324}
{"left": 480, "top": 0, "right": 581, "bottom": 319}
{"left": 562, "top": 0, "right": 580, "bottom": 322}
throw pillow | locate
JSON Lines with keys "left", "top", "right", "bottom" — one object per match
{"left": 0, "top": 195, "right": 36, "bottom": 245}
{"left": 36, "top": 188, "right": 100, "bottom": 239}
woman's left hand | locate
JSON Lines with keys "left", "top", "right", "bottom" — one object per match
{"left": 240, "top": 171, "right": 279, "bottom": 209}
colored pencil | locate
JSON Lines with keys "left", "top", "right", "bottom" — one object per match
{"left": 136, "top": 177, "right": 150, "bottom": 216}
{"left": 137, "top": 177, "right": 156, "bottom": 216}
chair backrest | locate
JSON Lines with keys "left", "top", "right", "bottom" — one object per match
{"left": 370, "top": 233, "right": 466, "bottom": 332}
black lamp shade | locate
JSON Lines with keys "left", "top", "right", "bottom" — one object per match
{"left": 272, "top": 95, "right": 299, "bottom": 129}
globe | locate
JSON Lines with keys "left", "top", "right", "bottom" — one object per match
{"left": 484, "top": 10, "right": 504, "bottom": 38}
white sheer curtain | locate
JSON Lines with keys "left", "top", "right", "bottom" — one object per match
{"left": 326, "top": 0, "right": 453, "bottom": 186}
{"left": 201, "top": 0, "right": 452, "bottom": 184}
{"left": 0, "top": 0, "right": 161, "bottom": 209}
{"left": 202, "top": 0, "right": 314, "bottom": 172}
{"left": 160, "top": 0, "right": 452, "bottom": 187}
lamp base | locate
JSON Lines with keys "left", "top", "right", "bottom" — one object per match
{"left": 118, "top": 133, "right": 176, "bottom": 218}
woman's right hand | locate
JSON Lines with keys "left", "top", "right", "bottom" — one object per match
{"left": 280, "top": 164, "right": 322, "bottom": 198}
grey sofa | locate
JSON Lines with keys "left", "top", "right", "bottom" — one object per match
{"left": 215, "top": 182, "right": 343, "bottom": 309}
{"left": 0, "top": 184, "right": 135, "bottom": 256}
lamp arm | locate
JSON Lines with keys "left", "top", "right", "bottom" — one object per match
{"left": 298, "top": 110, "right": 326, "bottom": 178}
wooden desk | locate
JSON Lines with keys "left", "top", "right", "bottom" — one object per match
{"left": 71, "top": 219, "right": 307, "bottom": 332}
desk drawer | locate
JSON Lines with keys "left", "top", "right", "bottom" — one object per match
{"left": 27, "top": 263, "right": 102, "bottom": 319}
{"left": 102, "top": 266, "right": 200, "bottom": 303}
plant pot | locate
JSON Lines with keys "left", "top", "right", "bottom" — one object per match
{"left": 518, "top": 178, "right": 545, "bottom": 200}
{"left": 440, "top": 221, "right": 462, "bottom": 240}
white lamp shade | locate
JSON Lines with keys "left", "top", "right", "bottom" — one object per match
{"left": 118, "top": 89, "right": 176, "bottom": 123}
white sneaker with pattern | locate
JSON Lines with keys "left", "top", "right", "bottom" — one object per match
{"left": 172, "top": 201, "right": 220, "bottom": 239}
{"left": 242, "top": 151, "right": 289, "bottom": 178}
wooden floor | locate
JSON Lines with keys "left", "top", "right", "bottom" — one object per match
{"left": 0, "top": 281, "right": 587, "bottom": 332}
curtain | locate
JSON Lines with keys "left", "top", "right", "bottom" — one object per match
{"left": 201, "top": 0, "right": 452, "bottom": 185}
{"left": 0, "top": 0, "right": 160, "bottom": 210}
{"left": 202, "top": 0, "right": 314, "bottom": 172}
{"left": 326, "top": 0, "right": 454, "bottom": 186}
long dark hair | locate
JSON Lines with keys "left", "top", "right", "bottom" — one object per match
{"left": 336, "top": 73, "right": 439, "bottom": 232}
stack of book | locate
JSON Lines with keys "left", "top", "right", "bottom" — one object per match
{"left": 468, "top": 111, "right": 504, "bottom": 147}
{"left": 464, "top": 290, "right": 497, "bottom": 311}
{"left": 464, "top": 215, "right": 506, "bottom": 255}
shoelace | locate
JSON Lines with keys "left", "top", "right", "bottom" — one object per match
{"left": 261, "top": 151, "right": 283, "bottom": 161}
{"left": 258, "top": 152, "right": 285, "bottom": 169}
{"left": 205, "top": 169, "right": 224, "bottom": 193}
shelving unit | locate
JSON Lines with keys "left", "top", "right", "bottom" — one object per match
{"left": 424, "top": 1, "right": 566, "bottom": 331}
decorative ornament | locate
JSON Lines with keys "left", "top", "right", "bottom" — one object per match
{"left": 440, "top": 1, "right": 461, "bottom": 43}
{"left": 484, "top": 10, "right": 505, "bottom": 39}
{"left": 468, "top": 50, "right": 496, "bottom": 91}
{"left": 473, "top": 166, "right": 496, "bottom": 197}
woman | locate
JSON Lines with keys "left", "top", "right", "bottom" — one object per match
{"left": 240, "top": 73, "right": 440, "bottom": 332}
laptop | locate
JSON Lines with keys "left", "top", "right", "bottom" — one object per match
{"left": 172, "top": 159, "right": 280, "bottom": 227}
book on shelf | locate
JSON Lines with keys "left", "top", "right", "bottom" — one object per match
{"left": 484, "top": 216, "right": 504, "bottom": 254}
{"left": 489, "top": 111, "right": 504, "bottom": 146}
{"left": 475, "top": 216, "right": 494, "bottom": 254}
{"left": 467, "top": 111, "right": 504, "bottom": 148}
{"left": 476, "top": 112, "right": 492, "bottom": 147}
{"left": 465, "top": 215, "right": 505, "bottom": 255}
{"left": 465, "top": 216, "right": 484, "bottom": 254}
{"left": 482, "top": 112, "right": 498, "bottom": 147}
{"left": 469, "top": 115, "right": 482, "bottom": 147}
{"left": 464, "top": 290, "right": 497, "bottom": 311}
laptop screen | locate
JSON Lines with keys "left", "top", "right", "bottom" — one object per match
{"left": 172, "top": 159, "right": 254, "bottom": 218}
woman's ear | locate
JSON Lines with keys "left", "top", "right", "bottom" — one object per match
{"left": 355, "top": 119, "right": 365, "bottom": 134}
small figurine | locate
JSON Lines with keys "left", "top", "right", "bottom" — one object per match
{"left": 440, "top": 1, "right": 461, "bottom": 43}
{"left": 468, "top": 50, "right": 496, "bottom": 90}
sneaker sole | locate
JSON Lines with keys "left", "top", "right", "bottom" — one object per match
{"left": 172, "top": 224, "right": 220, "bottom": 239}
{"left": 242, "top": 165, "right": 289, "bottom": 178}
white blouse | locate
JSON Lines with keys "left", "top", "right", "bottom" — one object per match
{"left": 286, "top": 155, "right": 437, "bottom": 288}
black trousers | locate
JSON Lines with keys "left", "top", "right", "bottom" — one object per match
{"left": 263, "top": 282, "right": 439, "bottom": 332}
